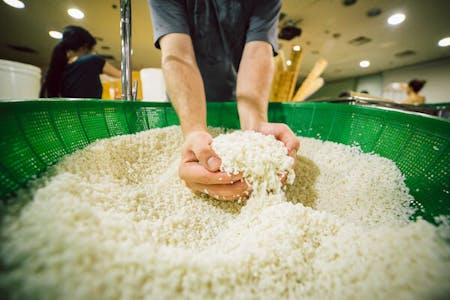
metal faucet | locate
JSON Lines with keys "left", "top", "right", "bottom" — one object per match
{"left": 120, "top": 0, "right": 132, "bottom": 100}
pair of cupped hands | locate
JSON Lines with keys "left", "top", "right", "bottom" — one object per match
{"left": 179, "top": 122, "right": 300, "bottom": 201}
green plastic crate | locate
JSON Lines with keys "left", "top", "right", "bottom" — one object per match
{"left": 0, "top": 99, "right": 449, "bottom": 224}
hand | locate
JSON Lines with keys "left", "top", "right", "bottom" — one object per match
{"left": 256, "top": 122, "right": 300, "bottom": 184}
{"left": 256, "top": 122, "right": 300, "bottom": 159}
{"left": 179, "top": 130, "right": 250, "bottom": 201}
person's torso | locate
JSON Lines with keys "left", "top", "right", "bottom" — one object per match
{"left": 185, "top": 0, "right": 254, "bottom": 102}
{"left": 61, "top": 54, "right": 105, "bottom": 99}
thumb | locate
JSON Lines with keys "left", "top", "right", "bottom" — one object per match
{"left": 205, "top": 155, "right": 221, "bottom": 172}
{"left": 188, "top": 132, "right": 222, "bottom": 172}
{"left": 194, "top": 145, "right": 221, "bottom": 172}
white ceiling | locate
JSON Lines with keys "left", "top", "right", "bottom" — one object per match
{"left": 1, "top": 0, "right": 449, "bottom": 82}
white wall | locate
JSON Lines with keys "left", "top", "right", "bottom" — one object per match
{"left": 313, "top": 77, "right": 356, "bottom": 98}
{"left": 356, "top": 74, "right": 383, "bottom": 97}
{"left": 382, "top": 57, "right": 450, "bottom": 103}
{"left": 314, "top": 57, "right": 450, "bottom": 103}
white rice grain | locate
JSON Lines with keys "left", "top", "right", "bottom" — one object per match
{"left": 1, "top": 126, "right": 449, "bottom": 300}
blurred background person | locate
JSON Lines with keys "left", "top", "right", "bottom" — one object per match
{"left": 40, "top": 25, "right": 121, "bottom": 98}
{"left": 403, "top": 79, "right": 426, "bottom": 105}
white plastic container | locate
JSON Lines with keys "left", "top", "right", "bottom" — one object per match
{"left": 0, "top": 59, "right": 41, "bottom": 99}
{"left": 140, "top": 68, "right": 168, "bottom": 102}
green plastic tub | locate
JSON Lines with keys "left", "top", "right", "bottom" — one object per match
{"left": 0, "top": 99, "right": 449, "bottom": 224}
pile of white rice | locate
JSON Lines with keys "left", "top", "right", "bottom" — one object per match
{"left": 211, "top": 130, "right": 295, "bottom": 200}
{"left": 1, "top": 126, "right": 449, "bottom": 300}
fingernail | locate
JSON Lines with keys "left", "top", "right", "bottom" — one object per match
{"left": 207, "top": 156, "right": 221, "bottom": 169}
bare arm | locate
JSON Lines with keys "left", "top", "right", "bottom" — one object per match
{"left": 102, "top": 62, "right": 121, "bottom": 78}
{"left": 236, "top": 41, "right": 272, "bottom": 130}
{"left": 159, "top": 33, "right": 207, "bottom": 136}
{"left": 237, "top": 41, "right": 300, "bottom": 159}
{"left": 159, "top": 33, "right": 247, "bottom": 200}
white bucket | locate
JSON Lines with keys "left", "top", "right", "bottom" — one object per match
{"left": 140, "top": 68, "right": 168, "bottom": 102}
{"left": 0, "top": 59, "right": 41, "bottom": 99}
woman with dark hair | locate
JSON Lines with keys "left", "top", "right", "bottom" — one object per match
{"left": 40, "top": 25, "right": 121, "bottom": 98}
{"left": 403, "top": 79, "right": 426, "bottom": 105}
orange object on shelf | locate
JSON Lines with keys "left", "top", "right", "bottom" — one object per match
{"left": 101, "top": 71, "right": 142, "bottom": 100}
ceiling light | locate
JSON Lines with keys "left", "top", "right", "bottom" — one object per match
{"left": 359, "top": 60, "right": 370, "bottom": 68}
{"left": 293, "top": 45, "right": 301, "bottom": 51}
{"left": 68, "top": 8, "right": 85, "bottom": 19}
{"left": 3, "top": 0, "right": 25, "bottom": 9}
{"left": 387, "top": 13, "right": 405, "bottom": 25}
{"left": 438, "top": 37, "right": 450, "bottom": 47}
{"left": 286, "top": 60, "right": 292, "bottom": 66}
{"left": 49, "top": 31, "right": 63, "bottom": 39}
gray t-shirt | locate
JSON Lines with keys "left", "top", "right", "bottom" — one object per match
{"left": 148, "top": 0, "right": 281, "bottom": 102}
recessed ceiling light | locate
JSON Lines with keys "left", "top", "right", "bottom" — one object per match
{"left": 286, "top": 60, "right": 292, "bottom": 66}
{"left": 49, "top": 30, "right": 63, "bottom": 39}
{"left": 359, "top": 60, "right": 370, "bottom": 68}
{"left": 68, "top": 8, "right": 85, "bottom": 19}
{"left": 3, "top": 0, "right": 25, "bottom": 9}
{"left": 293, "top": 45, "right": 301, "bottom": 51}
{"left": 387, "top": 13, "right": 405, "bottom": 25}
{"left": 438, "top": 37, "right": 450, "bottom": 47}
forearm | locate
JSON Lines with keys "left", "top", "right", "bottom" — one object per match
{"left": 236, "top": 41, "right": 274, "bottom": 130}
{"left": 102, "top": 62, "right": 121, "bottom": 78}
{"left": 160, "top": 34, "right": 207, "bottom": 136}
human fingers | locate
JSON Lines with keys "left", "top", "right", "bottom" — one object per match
{"left": 179, "top": 161, "right": 243, "bottom": 185}
{"left": 184, "top": 131, "right": 222, "bottom": 172}
{"left": 278, "top": 172, "right": 288, "bottom": 185}
{"left": 258, "top": 123, "right": 300, "bottom": 158}
{"left": 187, "top": 180, "right": 251, "bottom": 201}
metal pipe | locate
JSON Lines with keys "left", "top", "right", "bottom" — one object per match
{"left": 120, "top": 0, "right": 132, "bottom": 100}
